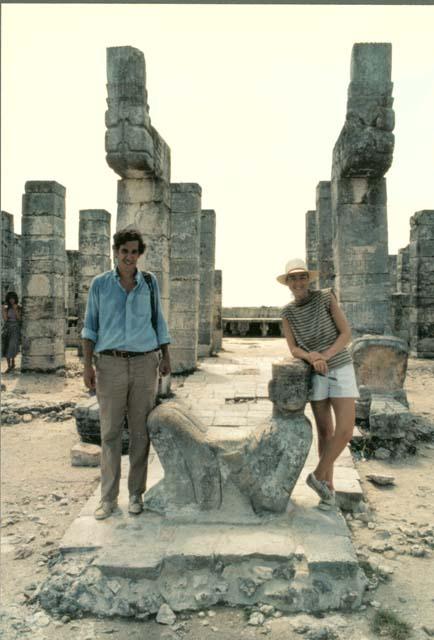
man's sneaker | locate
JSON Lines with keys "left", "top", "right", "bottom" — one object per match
{"left": 94, "top": 500, "right": 118, "bottom": 520}
{"left": 128, "top": 494, "right": 143, "bottom": 515}
{"left": 306, "top": 472, "right": 333, "bottom": 501}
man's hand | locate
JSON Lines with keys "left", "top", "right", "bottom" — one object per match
{"left": 83, "top": 364, "right": 96, "bottom": 390}
{"left": 159, "top": 355, "right": 171, "bottom": 377}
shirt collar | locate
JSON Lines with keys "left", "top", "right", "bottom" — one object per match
{"left": 113, "top": 267, "right": 141, "bottom": 284}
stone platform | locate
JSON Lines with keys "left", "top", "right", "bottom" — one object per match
{"left": 47, "top": 340, "right": 366, "bottom": 617}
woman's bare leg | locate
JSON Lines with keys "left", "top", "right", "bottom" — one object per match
{"left": 313, "top": 397, "right": 355, "bottom": 485}
{"left": 311, "top": 399, "right": 335, "bottom": 489}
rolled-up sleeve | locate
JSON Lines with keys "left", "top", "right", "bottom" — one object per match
{"left": 153, "top": 274, "right": 171, "bottom": 345}
{"left": 81, "top": 278, "right": 99, "bottom": 343}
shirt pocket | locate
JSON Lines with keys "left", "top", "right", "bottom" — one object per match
{"left": 134, "top": 285, "right": 152, "bottom": 319}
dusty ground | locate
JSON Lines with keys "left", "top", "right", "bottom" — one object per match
{"left": 1, "top": 340, "right": 434, "bottom": 640}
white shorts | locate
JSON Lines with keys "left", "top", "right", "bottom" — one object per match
{"left": 308, "top": 362, "right": 360, "bottom": 401}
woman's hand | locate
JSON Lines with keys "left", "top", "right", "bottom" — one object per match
{"left": 307, "top": 351, "right": 324, "bottom": 365}
{"left": 312, "top": 358, "right": 328, "bottom": 375}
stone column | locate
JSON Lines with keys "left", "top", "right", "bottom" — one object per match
{"left": 391, "top": 244, "right": 411, "bottom": 343}
{"left": 316, "top": 181, "right": 334, "bottom": 289}
{"left": 14, "top": 234, "right": 22, "bottom": 300}
{"left": 1, "top": 211, "right": 16, "bottom": 302}
{"left": 198, "top": 210, "right": 216, "bottom": 357}
{"left": 331, "top": 43, "right": 395, "bottom": 335}
{"left": 21, "top": 181, "right": 66, "bottom": 372}
{"left": 169, "top": 183, "right": 202, "bottom": 373}
{"left": 388, "top": 254, "right": 397, "bottom": 294}
{"left": 396, "top": 245, "right": 410, "bottom": 293}
{"left": 212, "top": 269, "right": 223, "bottom": 352}
{"left": 78, "top": 210, "right": 111, "bottom": 351}
{"left": 65, "top": 250, "right": 80, "bottom": 347}
{"left": 409, "top": 210, "right": 434, "bottom": 358}
{"left": 305, "top": 210, "right": 318, "bottom": 290}
{"left": 105, "top": 46, "right": 171, "bottom": 318}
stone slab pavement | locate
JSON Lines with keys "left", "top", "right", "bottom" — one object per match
{"left": 60, "top": 339, "right": 365, "bottom": 606}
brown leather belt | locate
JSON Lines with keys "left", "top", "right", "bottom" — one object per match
{"left": 99, "top": 349, "right": 158, "bottom": 358}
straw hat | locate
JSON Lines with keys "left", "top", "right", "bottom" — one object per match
{"left": 276, "top": 258, "right": 319, "bottom": 285}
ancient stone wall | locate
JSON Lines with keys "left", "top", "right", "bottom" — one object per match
{"left": 1, "top": 211, "right": 16, "bottom": 302}
{"left": 198, "top": 210, "right": 216, "bottom": 357}
{"left": 212, "top": 269, "right": 223, "bottom": 353}
{"left": 331, "top": 43, "right": 394, "bottom": 335}
{"left": 65, "top": 250, "right": 80, "bottom": 348}
{"left": 169, "top": 183, "right": 201, "bottom": 373}
{"left": 106, "top": 46, "right": 171, "bottom": 318}
{"left": 409, "top": 210, "right": 434, "bottom": 357}
{"left": 21, "top": 181, "right": 66, "bottom": 372}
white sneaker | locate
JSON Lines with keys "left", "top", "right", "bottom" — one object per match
{"left": 306, "top": 472, "right": 334, "bottom": 501}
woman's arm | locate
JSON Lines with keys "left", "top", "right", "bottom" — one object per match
{"left": 2, "top": 305, "right": 8, "bottom": 322}
{"left": 320, "top": 292, "right": 352, "bottom": 361}
{"left": 15, "top": 304, "right": 22, "bottom": 321}
{"left": 281, "top": 317, "right": 327, "bottom": 373}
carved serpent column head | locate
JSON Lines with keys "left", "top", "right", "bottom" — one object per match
{"left": 268, "top": 359, "right": 311, "bottom": 417}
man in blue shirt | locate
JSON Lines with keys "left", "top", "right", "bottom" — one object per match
{"left": 82, "top": 227, "right": 171, "bottom": 520}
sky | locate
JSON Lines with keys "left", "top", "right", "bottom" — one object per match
{"left": 1, "top": 4, "right": 434, "bottom": 306}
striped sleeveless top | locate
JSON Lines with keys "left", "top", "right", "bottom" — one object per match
{"left": 280, "top": 288, "right": 352, "bottom": 370}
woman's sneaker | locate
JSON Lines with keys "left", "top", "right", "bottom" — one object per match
{"left": 306, "top": 472, "right": 333, "bottom": 501}
{"left": 317, "top": 491, "right": 336, "bottom": 510}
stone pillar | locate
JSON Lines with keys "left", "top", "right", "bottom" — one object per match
{"left": 212, "top": 269, "right": 223, "bottom": 352}
{"left": 198, "top": 210, "right": 216, "bottom": 357}
{"left": 78, "top": 210, "right": 111, "bottom": 351}
{"left": 305, "top": 210, "right": 318, "bottom": 290}
{"left": 316, "top": 181, "right": 334, "bottom": 289}
{"left": 1, "top": 211, "right": 16, "bottom": 302}
{"left": 65, "top": 250, "right": 80, "bottom": 347}
{"left": 66, "top": 250, "right": 80, "bottom": 318}
{"left": 14, "top": 234, "right": 22, "bottom": 300}
{"left": 21, "top": 181, "right": 66, "bottom": 372}
{"left": 391, "top": 244, "right": 411, "bottom": 343}
{"left": 331, "top": 43, "right": 395, "bottom": 335}
{"left": 105, "top": 46, "right": 171, "bottom": 318}
{"left": 409, "top": 210, "right": 434, "bottom": 358}
{"left": 169, "top": 183, "right": 202, "bottom": 373}
{"left": 396, "top": 245, "right": 410, "bottom": 293}
{"left": 388, "top": 254, "right": 397, "bottom": 294}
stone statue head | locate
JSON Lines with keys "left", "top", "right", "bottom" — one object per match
{"left": 268, "top": 359, "right": 310, "bottom": 414}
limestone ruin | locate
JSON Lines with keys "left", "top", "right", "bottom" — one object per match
{"left": 21, "top": 181, "right": 66, "bottom": 372}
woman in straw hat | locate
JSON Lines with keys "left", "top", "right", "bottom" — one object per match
{"left": 277, "top": 258, "right": 359, "bottom": 509}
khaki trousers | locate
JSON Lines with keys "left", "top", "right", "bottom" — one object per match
{"left": 95, "top": 352, "right": 159, "bottom": 503}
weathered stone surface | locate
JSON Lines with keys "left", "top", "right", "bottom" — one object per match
{"left": 316, "top": 181, "right": 334, "bottom": 289}
{"left": 144, "top": 359, "right": 312, "bottom": 515}
{"left": 212, "top": 270, "right": 223, "bottom": 353}
{"left": 409, "top": 210, "right": 434, "bottom": 358}
{"left": 71, "top": 442, "right": 101, "bottom": 467}
{"left": 369, "top": 394, "right": 414, "bottom": 439}
{"left": 21, "top": 181, "right": 66, "bottom": 372}
{"left": 1, "top": 211, "right": 16, "bottom": 302}
{"left": 198, "top": 210, "right": 216, "bottom": 357}
{"left": 332, "top": 43, "right": 394, "bottom": 179}
{"left": 305, "top": 209, "right": 318, "bottom": 290}
{"left": 77, "top": 209, "right": 111, "bottom": 352}
{"left": 169, "top": 183, "right": 201, "bottom": 373}
{"left": 331, "top": 44, "right": 394, "bottom": 336}
{"left": 350, "top": 335, "right": 408, "bottom": 392}
{"left": 105, "top": 46, "right": 154, "bottom": 179}
{"left": 106, "top": 46, "right": 171, "bottom": 319}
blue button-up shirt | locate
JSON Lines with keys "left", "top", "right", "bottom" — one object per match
{"left": 81, "top": 269, "right": 171, "bottom": 353}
